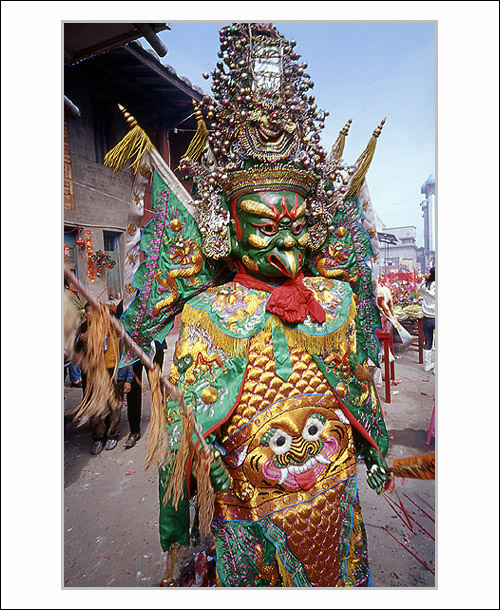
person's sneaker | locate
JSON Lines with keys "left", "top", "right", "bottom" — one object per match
{"left": 105, "top": 439, "right": 118, "bottom": 451}
{"left": 71, "top": 381, "right": 83, "bottom": 388}
{"left": 90, "top": 440, "right": 105, "bottom": 455}
{"left": 123, "top": 433, "right": 140, "bottom": 449}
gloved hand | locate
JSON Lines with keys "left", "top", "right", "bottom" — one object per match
{"left": 209, "top": 451, "right": 232, "bottom": 492}
{"left": 364, "top": 446, "right": 390, "bottom": 494}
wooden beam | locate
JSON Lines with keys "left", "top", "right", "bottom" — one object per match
{"left": 136, "top": 23, "right": 168, "bottom": 57}
{"left": 123, "top": 44, "right": 203, "bottom": 101}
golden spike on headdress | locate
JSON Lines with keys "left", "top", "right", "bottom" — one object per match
{"left": 103, "top": 104, "right": 153, "bottom": 175}
{"left": 346, "top": 118, "right": 386, "bottom": 199}
{"left": 330, "top": 119, "right": 352, "bottom": 161}
{"left": 180, "top": 99, "right": 209, "bottom": 163}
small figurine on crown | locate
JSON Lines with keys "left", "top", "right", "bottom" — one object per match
{"left": 106, "top": 22, "right": 389, "bottom": 587}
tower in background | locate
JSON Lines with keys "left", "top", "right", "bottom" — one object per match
{"left": 420, "top": 174, "right": 435, "bottom": 271}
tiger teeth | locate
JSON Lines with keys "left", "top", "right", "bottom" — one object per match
{"left": 315, "top": 454, "right": 331, "bottom": 465}
{"left": 279, "top": 454, "right": 331, "bottom": 484}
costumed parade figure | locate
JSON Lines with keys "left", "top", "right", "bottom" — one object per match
{"left": 105, "top": 23, "right": 393, "bottom": 587}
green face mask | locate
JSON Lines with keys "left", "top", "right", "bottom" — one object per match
{"left": 230, "top": 191, "right": 308, "bottom": 281}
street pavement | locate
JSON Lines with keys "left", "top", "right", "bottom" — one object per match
{"left": 63, "top": 331, "right": 436, "bottom": 589}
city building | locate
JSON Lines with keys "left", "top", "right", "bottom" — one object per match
{"left": 379, "top": 225, "right": 418, "bottom": 271}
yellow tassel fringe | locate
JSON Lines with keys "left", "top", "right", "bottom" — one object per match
{"left": 181, "top": 306, "right": 250, "bottom": 357}
{"left": 182, "top": 300, "right": 357, "bottom": 359}
{"left": 103, "top": 105, "right": 153, "bottom": 175}
{"left": 71, "top": 304, "right": 121, "bottom": 423}
{"left": 181, "top": 100, "right": 209, "bottom": 163}
{"left": 330, "top": 119, "right": 352, "bottom": 160}
{"left": 164, "top": 408, "right": 196, "bottom": 509}
{"left": 276, "top": 553, "right": 296, "bottom": 587}
{"left": 191, "top": 448, "right": 215, "bottom": 536}
{"left": 263, "top": 310, "right": 356, "bottom": 357}
{"left": 144, "top": 364, "right": 170, "bottom": 471}
{"left": 346, "top": 118, "right": 386, "bottom": 199}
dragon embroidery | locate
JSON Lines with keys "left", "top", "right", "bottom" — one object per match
{"left": 153, "top": 241, "right": 203, "bottom": 315}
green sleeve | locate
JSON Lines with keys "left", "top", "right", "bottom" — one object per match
{"left": 158, "top": 480, "right": 190, "bottom": 552}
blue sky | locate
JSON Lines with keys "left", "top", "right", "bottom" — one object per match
{"left": 142, "top": 21, "right": 436, "bottom": 245}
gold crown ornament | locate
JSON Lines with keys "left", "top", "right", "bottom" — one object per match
{"left": 179, "top": 23, "right": 385, "bottom": 258}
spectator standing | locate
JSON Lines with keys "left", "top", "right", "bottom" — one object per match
{"left": 419, "top": 267, "right": 436, "bottom": 372}
{"left": 64, "top": 277, "right": 85, "bottom": 387}
{"left": 123, "top": 340, "right": 165, "bottom": 449}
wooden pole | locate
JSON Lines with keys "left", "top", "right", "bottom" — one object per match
{"left": 418, "top": 318, "right": 424, "bottom": 364}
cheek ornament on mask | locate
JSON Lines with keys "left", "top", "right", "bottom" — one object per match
{"left": 247, "top": 234, "right": 269, "bottom": 249}
{"left": 241, "top": 255, "right": 260, "bottom": 273}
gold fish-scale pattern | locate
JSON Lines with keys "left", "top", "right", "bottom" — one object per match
{"left": 221, "top": 332, "right": 333, "bottom": 443}
{"left": 271, "top": 483, "right": 353, "bottom": 587}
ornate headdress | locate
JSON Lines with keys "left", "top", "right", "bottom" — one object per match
{"left": 178, "top": 23, "right": 384, "bottom": 258}
{"left": 104, "top": 22, "right": 385, "bottom": 364}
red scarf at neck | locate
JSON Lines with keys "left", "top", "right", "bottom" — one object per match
{"left": 233, "top": 269, "right": 326, "bottom": 325}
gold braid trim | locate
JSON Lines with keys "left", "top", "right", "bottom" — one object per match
{"left": 181, "top": 305, "right": 250, "bottom": 357}
{"left": 346, "top": 118, "right": 386, "bottom": 199}
{"left": 144, "top": 364, "right": 170, "bottom": 470}
{"left": 103, "top": 105, "right": 153, "bottom": 175}
{"left": 181, "top": 298, "right": 357, "bottom": 358}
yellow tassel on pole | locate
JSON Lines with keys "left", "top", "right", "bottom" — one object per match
{"left": 103, "top": 105, "right": 153, "bottom": 175}
{"left": 346, "top": 118, "right": 386, "bottom": 199}
{"left": 162, "top": 543, "right": 183, "bottom": 585}
{"left": 180, "top": 100, "right": 209, "bottom": 163}
{"left": 330, "top": 119, "right": 352, "bottom": 161}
